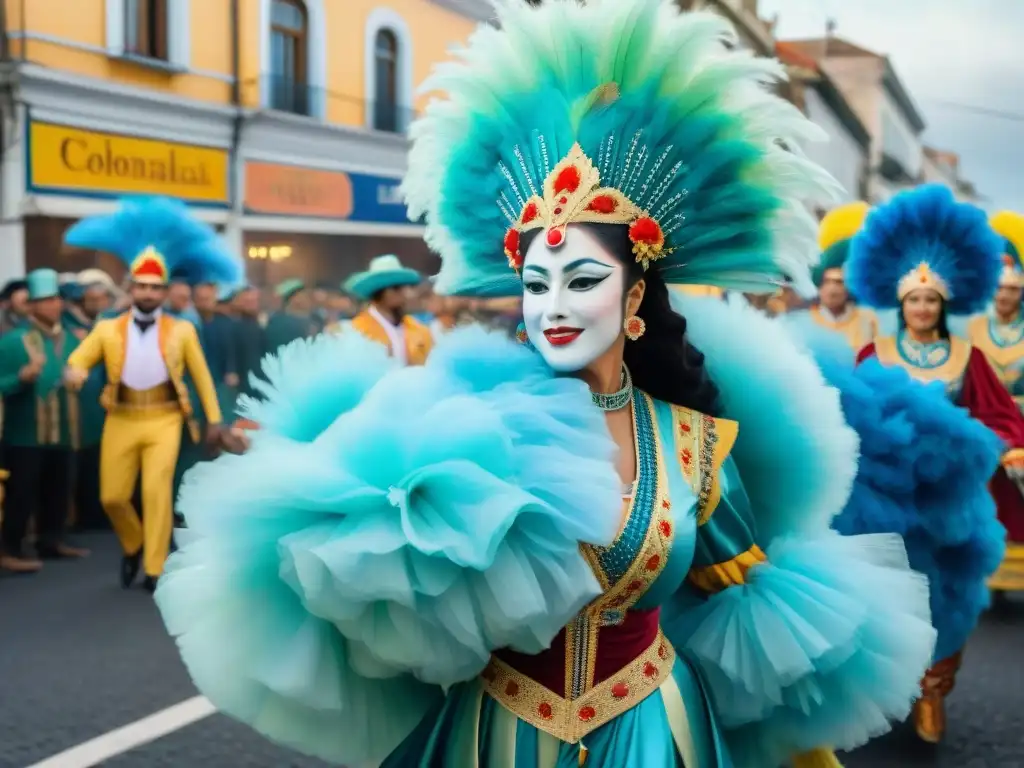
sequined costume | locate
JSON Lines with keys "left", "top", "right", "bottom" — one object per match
{"left": 846, "top": 183, "right": 1016, "bottom": 743}
{"left": 966, "top": 211, "right": 1024, "bottom": 593}
{"left": 155, "top": 2, "right": 936, "bottom": 767}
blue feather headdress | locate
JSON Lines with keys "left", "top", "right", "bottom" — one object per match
{"left": 845, "top": 184, "right": 1002, "bottom": 315}
{"left": 64, "top": 196, "right": 243, "bottom": 287}
{"left": 403, "top": 0, "right": 840, "bottom": 297}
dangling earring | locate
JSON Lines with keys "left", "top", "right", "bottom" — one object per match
{"left": 624, "top": 315, "right": 646, "bottom": 341}
{"left": 515, "top": 322, "right": 534, "bottom": 348}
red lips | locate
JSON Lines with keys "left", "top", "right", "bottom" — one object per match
{"left": 543, "top": 327, "right": 583, "bottom": 346}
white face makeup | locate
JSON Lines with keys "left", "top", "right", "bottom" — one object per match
{"left": 521, "top": 225, "right": 626, "bottom": 372}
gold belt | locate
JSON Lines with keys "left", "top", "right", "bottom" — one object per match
{"left": 480, "top": 629, "right": 675, "bottom": 743}
{"left": 117, "top": 382, "right": 176, "bottom": 407}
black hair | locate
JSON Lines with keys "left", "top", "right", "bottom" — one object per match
{"left": 522, "top": 223, "right": 720, "bottom": 415}
{"left": 897, "top": 295, "right": 950, "bottom": 339}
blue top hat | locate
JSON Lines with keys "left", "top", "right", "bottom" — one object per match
{"left": 26, "top": 269, "right": 61, "bottom": 301}
{"left": 344, "top": 255, "right": 422, "bottom": 301}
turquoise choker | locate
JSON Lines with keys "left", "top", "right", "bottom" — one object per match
{"left": 592, "top": 366, "right": 633, "bottom": 411}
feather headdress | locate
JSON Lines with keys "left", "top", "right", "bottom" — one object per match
{"left": 990, "top": 210, "right": 1024, "bottom": 290}
{"left": 403, "top": 0, "right": 840, "bottom": 297}
{"left": 813, "top": 201, "right": 869, "bottom": 287}
{"left": 845, "top": 184, "right": 1001, "bottom": 315}
{"left": 64, "top": 196, "right": 243, "bottom": 287}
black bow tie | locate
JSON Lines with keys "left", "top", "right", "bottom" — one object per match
{"left": 134, "top": 318, "right": 155, "bottom": 333}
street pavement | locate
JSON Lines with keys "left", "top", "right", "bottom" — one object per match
{"left": 1, "top": 531, "right": 1022, "bottom": 768}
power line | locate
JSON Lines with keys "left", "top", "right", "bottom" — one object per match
{"left": 917, "top": 98, "right": 1024, "bottom": 124}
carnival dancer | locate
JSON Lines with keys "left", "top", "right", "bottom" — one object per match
{"left": 64, "top": 196, "right": 244, "bottom": 593}
{"left": 845, "top": 182, "right": 1021, "bottom": 743}
{"left": 967, "top": 211, "right": 1024, "bottom": 407}
{"left": 63, "top": 276, "right": 112, "bottom": 531}
{"left": 155, "top": 3, "right": 937, "bottom": 767}
{"left": 0, "top": 269, "right": 89, "bottom": 573}
{"left": 344, "top": 254, "right": 432, "bottom": 365}
{"left": 964, "top": 210, "right": 1024, "bottom": 597}
{"left": 797, "top": 202, "right": 878, "bottom": 350}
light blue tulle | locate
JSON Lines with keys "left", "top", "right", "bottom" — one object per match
{"left": 782, "top": 316, "right": 1005, "bottom": 661}
{"left": 664, "top": 532, "right": 934, "bottom": 768}
{"left": 672, "top": 293, "right": 859, "bottom": 539}
{"left": 157, "top": 327, "right": 624, "bottom": 766}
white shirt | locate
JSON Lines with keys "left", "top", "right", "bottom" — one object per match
{"left": 368, "top": 304, "right": 407, "bottom": 366}
{"left": 122, "top": 308, "right": 170, "bottom": 390}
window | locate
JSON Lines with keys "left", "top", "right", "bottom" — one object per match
{"left": 270, "top": 0, "right": 309, "bottom": 115}
{"left": 124, "top": 0, "right": 168, "bottom": 60}
{"left": 373, "top": 29, "right": 399, "bottom": 132}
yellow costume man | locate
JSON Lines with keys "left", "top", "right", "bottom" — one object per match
{"left": 801, "top": 202, "right": 879, "bottom": 351}
{"left": 64, "top": 197, "right": 242, "bottom": 592}
{"left": 344, "top": 255, "right": 433, "bottom": 365}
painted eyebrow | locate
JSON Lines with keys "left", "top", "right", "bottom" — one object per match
{"left": 564, "top": 258, "right": 614, "bottom": 272}
{"left": 523, "top": 265, "right": 549, "bottom": 276}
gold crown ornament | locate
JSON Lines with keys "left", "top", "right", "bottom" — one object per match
{"left": 502, "top": 143, "right": 674, "bottom": 275}
{"left": 129, "top": 245, "right": 170, "bottom": 285}
{"left": 896, "top": 262, "right": 950, "bottom": 302}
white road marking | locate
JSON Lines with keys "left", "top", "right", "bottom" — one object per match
{"left": 24, "top": 695, "right": 217, "bottom": 768}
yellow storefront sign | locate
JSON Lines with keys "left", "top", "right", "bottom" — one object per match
{"left": 29, "top": 122, "right": 230, "bottom": 204}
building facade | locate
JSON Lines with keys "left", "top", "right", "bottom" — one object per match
{"left": 678, "top": 0, "right": 774, "bottom": 55}
{"left": 781, "top": 37, "right": 926, "bottom": 204}
{"left": 775, "top": 42, "right": 870, "bottom": 210}
{"left": 0, "top": 0, "right": 488, "bottom": 285}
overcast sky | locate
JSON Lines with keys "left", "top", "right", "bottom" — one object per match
{"left": 760, "top": 0, "right": 1024, "bottom": 212}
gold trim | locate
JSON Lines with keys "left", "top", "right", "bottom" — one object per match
{"left": 687, "top": 543, "right": 767, "bottom": 593}
{"left": 670, "top": 405, "right": 738, "bottom": 525}
{"left": 572, "top": 393, "right": 674, "bottom": 696}
{"left": 989, "top": 542, "right": 1024, "bottom": 592}
{"left": 810, "top": 306, "right": 877, "bottom": 351}
{"left": 873, "top": 335, "right": 972, "bottom": 385}
{"left": 967, "top": 314, "right": 1024, "bottom": 378}
{"left": 117, "top": 382, "right": 177, "bottom": 406}
{"left": 481, "top": 630, "right": 676, "bottom": 744}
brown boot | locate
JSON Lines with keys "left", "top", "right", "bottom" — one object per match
{"left": 0, "top": 553, "right": 43, "bottom": 574}
{"left": 914, "top": 651, "right": 963, "bottom": 743}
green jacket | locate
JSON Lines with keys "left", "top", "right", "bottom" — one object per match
{"left": 62, "top": 309, "right": 106, "bottom": 447}
{"left": 0, "top": 322, "right": 81, "bottom": 448}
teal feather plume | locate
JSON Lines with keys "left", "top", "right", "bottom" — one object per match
{"left": 63, "top": 195, "right": 243, "bottom": 286}
{"left": 404, "top": 0, "right": 839, "bottom": 297}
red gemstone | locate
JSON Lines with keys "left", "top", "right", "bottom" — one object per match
{"left": 680, "top": 422, "right": 691, "bottom": 433}
{"left": 611, "top": 682, "right": 630, "bottom": 699}
{"left": 521, "top": 202, "right": 539, "bottom": 224}
{"left": 586, "top": 194, "right": 618, "bottom": 214}
{"left": 658, "top": 644, "right": 669, "bottom": 660}
{"left": 645, "top": 554, "right": 661, "bottom": 571}
{"left": 578, "top": 705, "right": 596, "bottom": 721}
{"left": 547, "top": 228, "right": 564, "bottom": 247}
{"left": 553, "top": 207, "right": 563, "bottom": 215}
{"left": 661, "top": 499, "right": 671, "bottom": 510}
{"left": 627, "top": 579, "right": 645, "bottom": 592}
{"left": 505, "top": 681, "right": 519, "bottom": 697}
{"left": 681, "top": 449, "right": 692, "bottom": 465}
{"left": 643, "top": 662, "right": 658, "bottom": 678}
{"left": 659, "top": 520, "right": 672, "bottom": 537}
{"left": 538, "top": 702, "right": 553, "bottom": 719}
{"left": 554, "top": 166, "right": 582, "bottom": 194}
{"left": 559, "top": 195, "right": 568, "bottom": 205}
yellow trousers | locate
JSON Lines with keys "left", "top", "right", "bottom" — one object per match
{"left": 100, "top": 409, "right": 183, "bottom": 577}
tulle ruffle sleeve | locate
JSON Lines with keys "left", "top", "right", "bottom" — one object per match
{"left": 663, "top": 296, "right": 938, "bottom": 768}
{"left": 662, "top": 456, "right": 936, "bottom": 768}
{"left": 156, "top": 328, "right": 623, "bottom": 765}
